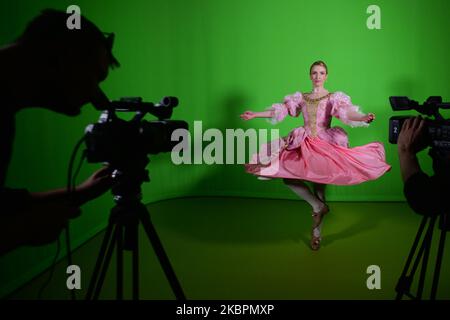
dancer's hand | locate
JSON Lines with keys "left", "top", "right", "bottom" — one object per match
{"left": 240, "top": 111, "right": 257, "bottom": 120}
{"left": 363, "top": 113, "right": 375, "bottom": 123}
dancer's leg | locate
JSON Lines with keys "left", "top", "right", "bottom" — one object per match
{"left": 313, "top": 183, "right": 326, "bottom": 203}
{"left": 284, "top": 179, "right": 328, "bottom": 250}
{"left": 283, "top": 179, "right": 324, "bottom": 212}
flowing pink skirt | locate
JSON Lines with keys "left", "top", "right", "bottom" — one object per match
{"left": 245, "top": 134, "right": 391, "bottom": 185}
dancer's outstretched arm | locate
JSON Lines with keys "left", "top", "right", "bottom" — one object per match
{"left": 240, "top": 110, "right": 274, "bottom": 120}
{"left": 346, "top": 112, "right": 375, "bottom": 123}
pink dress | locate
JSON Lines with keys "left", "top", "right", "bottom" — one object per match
{"left": 245, "top": 91, "right": 391, "bottom": 185}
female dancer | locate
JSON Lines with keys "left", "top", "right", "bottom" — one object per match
{"left": 240, "top": 61, "right": 391, "bottom": 250}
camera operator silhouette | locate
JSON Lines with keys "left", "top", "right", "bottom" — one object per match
{"left": 0, "top": 9, "right": 119, "bottom": 255}
{"left": 398, "top": 116, "right": 450, "bottom": 214}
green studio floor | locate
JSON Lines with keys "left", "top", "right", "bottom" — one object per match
{"left": 8, "top": 197, "right": 450, "bottom": 300}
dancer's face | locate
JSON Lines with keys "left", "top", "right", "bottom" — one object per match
{"left": 310, "top": 65, "right": 328, "bottom": 88}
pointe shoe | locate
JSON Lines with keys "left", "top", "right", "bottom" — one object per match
{"left": 310, "top": 234, "right": 321, "bottom": 251}
{"left": 311, "top": 202, "right": 329, "bottom": 229}
{"left": 310, "top": 203, "right": 329, "bottom": 251}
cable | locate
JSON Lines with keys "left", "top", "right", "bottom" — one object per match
{"left": 72, "top": 150, "right": 87, "bottom": 193}
{"left": 65, "top": 223, "right": 76, "bottom": 300}
{"left": 66, "top": 145, "right": 87, "bottom": 300}
{"left": 37, "top": 238, "right": 61, "bottom": 299}
{"left": 68, "top": 136, "right": 87, "bottom": 196}
{"left": 65, "top": 135, "right": 87, "bottom": 300}
{"left": 36, "top": 135, "right": 87, "bottom": 300}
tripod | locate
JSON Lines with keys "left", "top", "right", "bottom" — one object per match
{"left": 86, "top": 167, "right": 186, "bottom": 300}
{"left": 395, "top": 212, "right": 449, "bottom": 300}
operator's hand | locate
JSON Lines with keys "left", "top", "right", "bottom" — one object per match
{"left": 75, "top": 165, "right": 114, "bottom": 205}
{"left": 397, "top": 116, "right": 428, "bottom": 154}
{"left": 240, "top": 111, "right": 257, "bottom": 121}
{"left": 362, "top": 113, "right": 375, "bottom": 123}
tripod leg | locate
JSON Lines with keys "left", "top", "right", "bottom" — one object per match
{"left": 92, "top": 224, "right": 120, "bottom": 300}
{"left": 117, "top": 224, "right": 124, "bottom": 300}
{"left": 395, "top": 215, "right": 428, "bottom": 300}
{"left": 431, "top": 215, "right": 447, "bottom": 300}
{"left": 416, "top": 215, "right": 437, "bottom": 299}
{"left": 139, "top": 207, "right": 186, "bottom": 300}
{"left": 132, "top": 222, "right": 139, "bottom": 300}
{"left": 86, "top": 219, "right": 116, "bottom": 300}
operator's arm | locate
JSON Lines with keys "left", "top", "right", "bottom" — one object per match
{"left": 404, "top": 170, "right": 449, "bottom": 216}
{"left": 31, "top": 165, "right": 113, "bottom": 206}
{"left": 398, "top": 149, "right": 421, "bottom": 183}
{"left": 0, "top": 166, "right": 112, "bottom": 256}
{"left": 398, "top": 117, "right": 450, "bottom": 215}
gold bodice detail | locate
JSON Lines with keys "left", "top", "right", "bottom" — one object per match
{"left": 302, "top": 93, "right": 331, "bottom": 137}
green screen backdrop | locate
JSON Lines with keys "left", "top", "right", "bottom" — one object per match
{"left": 1, "top": 0, "right": 449, "bottom": 297}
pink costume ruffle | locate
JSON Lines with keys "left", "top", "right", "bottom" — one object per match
{"left": 245, "top": 91, "right": 391, "bottom": 185}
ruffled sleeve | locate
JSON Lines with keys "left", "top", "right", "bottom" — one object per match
{"left": 267, "top": 92, "right": 302, "bottom": 124}
{"left": 330, "top": 91, "right": 369, "bottom": 128}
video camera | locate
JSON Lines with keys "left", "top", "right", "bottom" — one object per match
{"left": 389, "top": 96, "right": 450, "bottom": 151}
{"left": 84, "top": 96, "right": 188, "bottom": 166}
{"left": 81, "top": 96, "right": 188, "bottom": 299}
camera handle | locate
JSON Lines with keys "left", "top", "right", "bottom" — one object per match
{"left": 85, "top": 167, "right": 186, "bottom": 300}
{"left": 395, "top": 212, "right": 449, "bottom": 300}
